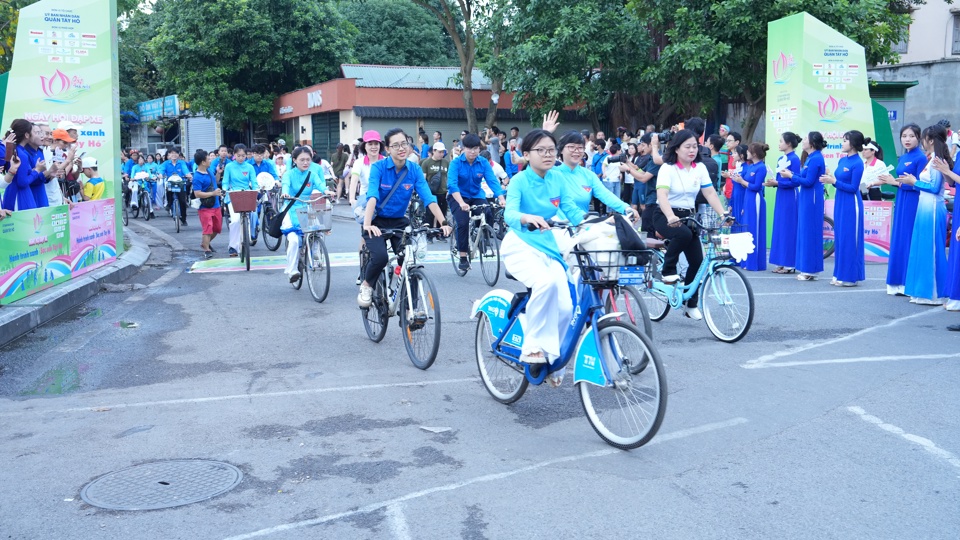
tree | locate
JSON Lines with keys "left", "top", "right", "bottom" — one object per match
{"left": 409, "top": 0, "right": 481, "bottom": 133}
{"left": 118, "top": 9, "right": 163, "bottom": 114}
{"left": 338, "top": 0, "right": 456, "bottom": 66}
{"left": 628, "top": 0, "right": 923, "bottom": 141}
{"left": 148, "top": 0, "right": 356, "bottom": 129}
{"left": 499, "top": 0, "right": 651, "bottom": 131}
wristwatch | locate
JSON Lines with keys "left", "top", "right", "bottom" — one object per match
{"left": 439, "top": 220, "right": 448, "bottom": 227}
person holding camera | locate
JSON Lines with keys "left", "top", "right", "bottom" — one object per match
{"left": 598, "top": 143, "right": 624, "bottom": 214}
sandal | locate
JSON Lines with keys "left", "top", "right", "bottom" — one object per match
{"left": 796, "top": 273, "right": 816, "bottom": 281}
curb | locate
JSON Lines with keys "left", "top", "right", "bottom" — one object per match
{"left": 0, "top": 226, "right": 152, "bottom": 348}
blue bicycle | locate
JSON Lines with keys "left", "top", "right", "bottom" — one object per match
{"left": 641, "top": 215, "right": 755, "bottom": 343}
{"left": 472, "top": 225, "right": 667, "bottom": 450}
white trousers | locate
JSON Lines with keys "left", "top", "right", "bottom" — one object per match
{"left": 227, "top": 202, "right": 243, "bottom": 251}
{"left": 282, "top": 211, "right": 300, "bottom": 276}
{"left": 128, "top": 181, "right": 139, "bottom": 206}
{"left": 501, "top": 232, "right": 573, "bottom": 359}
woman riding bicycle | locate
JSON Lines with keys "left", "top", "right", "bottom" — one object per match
{"left": 281, "top": 147, "right": 334, "bottom": 283}
{"left": 554, "top": 130, "right": 635, "bottom": 221}
{"left": 358, "top": 128, "right": 452, "bottom": 308}
{"left": 501, "top": 129, "right": 588, "bottom": 365}
{"left": 653, "top": 129, "right": 729, "bottom": 321}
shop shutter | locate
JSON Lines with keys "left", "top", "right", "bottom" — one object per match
{"left": 310, "top": 112, "right": 340, "bottom": 160}
{"left": 183, "top": 116, "right": 218, "bottom": 159}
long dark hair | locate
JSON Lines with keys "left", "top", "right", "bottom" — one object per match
{"left": 843, "top": 130, "right": 865, "bottom": 152}
{"left": 663, "top": 129, "right": 699, "bottom": 165}
{"left": 781, "top": 131, "right": 801, "bottom": 150}
{"left": 922, "top": 124, "right": 955, "bottom": 170}
{"left": 900, "top": 123, "right": 922, "bottom": 143}
{"left": 807, "top": 131, "right": 826, "bottom": 151}
{"left": 10, "top": 119, "right": 32, "bottom": 145}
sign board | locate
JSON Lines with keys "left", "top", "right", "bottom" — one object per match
{"left": 137, "top": 94, "right": 180, "bottom": 122}
{"left": 824, "top": 199, "right": 892, "bottom": 263}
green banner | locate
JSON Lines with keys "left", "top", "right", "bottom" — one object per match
{"left": 0, "top": 0, "right": 122, "bottom": 246}
{"left": 0, "top": 204, "right": 71, "bottom": 304}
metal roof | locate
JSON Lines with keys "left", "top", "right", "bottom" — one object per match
{"left": 340, "top": 64, "right": 492, "bottom": 90}
{"left": 353, "top": 107, "right": 586, "bottom": 122}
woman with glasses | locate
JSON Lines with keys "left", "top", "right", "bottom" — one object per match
{"left": 501, "top": 129, "right": 587, "bottom": 368}
{"left": 554, "top": 130, "right": 631, "bottom": 220}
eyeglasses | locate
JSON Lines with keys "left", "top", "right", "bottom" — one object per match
{"left": 564, "top": 145, "right": 585, "bottom": 154}
{"left": 388, "top": 142, "right": 410, "bottom": 150}
{"left": 530, "top": 147, "right": 557, "bottom": 157}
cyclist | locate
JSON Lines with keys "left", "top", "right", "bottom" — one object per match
{"left": 280, "top": 147, "right": 334, "bottom": 283}
{"left": 223, "top": 144, "right": 258, "bottom": 257}
{"left": 351, "top": 131, "right": 386, "bottom": 283}
{"left": 160, "top": 147, "right": 192, "bottom": 226}
{"left": 448, "top": 133, "right": 506, "bottom": 271}
{"left": 501, "top": 129, "right": 588, "bottom": 366}
{"left": 249, "top": 144, "right": 279, "bottom": 183}
{"left": 358, "top": 128, "right": 452, "bottom": 308}
{"left": 554, "top": 130, "right": 633, "bottom": 220}
{"left": 654, "top": 129, "right": 729, "bottom": 320}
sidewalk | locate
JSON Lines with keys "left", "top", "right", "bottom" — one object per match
{"left": 0, "top": 227, "right": 151, "bottom": 348}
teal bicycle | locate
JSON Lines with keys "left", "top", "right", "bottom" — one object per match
{"left": 641, "top": 215, "right": 755, "bottom": 343}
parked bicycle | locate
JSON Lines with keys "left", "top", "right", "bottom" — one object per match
{"left": 287, "top": 195, "right": 333, "bottom": 302}
{"left": 473, "top": 222, "right": 667, "bottom": 450}
{"left": 641, "top": 215, "right": 755, "bottom": 343}
{"left": 360, "top": 225, "right": 445, "bottom": 370}
{"left": 449, "top": 202, "right": 501, "bottom": 286}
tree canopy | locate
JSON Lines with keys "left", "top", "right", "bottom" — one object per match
{"left": 339, "top": 0, "right": 456, "bottom": 66}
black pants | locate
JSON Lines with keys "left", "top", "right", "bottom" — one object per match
{"left": 431, "top": 193, "right": 448, "bottom": 226}
{"left": 640, "top": 204, "right": 657, "bottom": 235}
{"left": 167, "top": 190, "right": 188, "bottom": 221}
{"left": 362, "top": 216, "right": 409, "bottom": 284}
{"left": 653, "top": 207, "right": 703, "bottom": 308}
{"left": 448, "top": 195, "right": 491, "bottom": 253}
{"left": 621, "top": 183, "right": 633, "bottom": 205}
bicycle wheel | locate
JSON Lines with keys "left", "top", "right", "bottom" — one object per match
{"left": 603, "top": 286, "right": 654, "bottom": 341}
{"left": 122, "top": 201, "right": 129, "bottom": 226}
{"left": 641, "top": 254, "right": 671, "bottom": 321}
{"left": 700, "top": 265, "right": 754, "bottom": 343}
{"left": 291, "top": 245, "right": 304, "bottom": 290}
{"left": 361, "top": 274, "right": 389, "bottom": 343}
{"left": 249, "top": 208, "right": 259, "bottom": 247}
{"left": 822, "top": 216, "right": 835, "bottom": 259}
{"left": 141, "top": 192, "right": 151, "bottom": 221}
{"left": 399, "top": 268, "right": 441, "bottom": 369}
{"left": 450, "top": 219, "right": 467, "bottom": 277}
{"left": 478, "top": 225, "right": 500, "bottom": 286}
{"left": 263, "top": 207, "right": 282, "bottom": 251}
{"left": 241, "top": 214, "right": 251, "bottom": 272}
{"left": 475, "top": 313, "right": 528, "bottom": 403}
{"left": 578, "top": 320, "right": 667, "bottom": 450}
{"left": 130, "top": 192, "right": 139, "bottom": 219}
{"left": 173, "top": 199, "right": 180, "bottom": 233}
{"left": 305, "top": 234, "right": 331, "bottom": 303}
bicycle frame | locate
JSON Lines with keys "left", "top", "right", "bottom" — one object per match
{"left": 378, "top": 232, "right": 426, "bottom": 318}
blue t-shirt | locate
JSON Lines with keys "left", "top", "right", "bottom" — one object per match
{"left": 366, "top": 159, "right": 437, "bottom": 219}
{"left": 250, "top": 158, "right": 279, "bottom": 180}
{"left": 447, "top": 154, "right": 503, "bottom": 199}
{"left": 161, "top": 160, "right": 191, "bottom": 179}
{"left": 191, "top": 170, "right": 220, "bottom": 208}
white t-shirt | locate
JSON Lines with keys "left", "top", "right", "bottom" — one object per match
{"left": 861, "top": 157, "right": 887, "bottom": 192}
{"left": 656, "top": 161, "right": 712, "bottom": 209}
{"left": 602, "top": 155, "right": 622, "bottom": 184}
{"left": 351, "top": 155, "right": 382, "bottom": 194}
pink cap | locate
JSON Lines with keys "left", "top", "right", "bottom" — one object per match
{"left": 362, "top": 130, "right": 381, "bottom": 143}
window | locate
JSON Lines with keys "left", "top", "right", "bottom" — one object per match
{"left": 953, "top": 16, "right": 960, "bottom": 55}
{"left": 892, "top": 26, "right": 909, "bottom": 54}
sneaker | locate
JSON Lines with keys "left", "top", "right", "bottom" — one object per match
{"left": 203, "top": 251, "right": 214, "bottom": 260}
{"left": 181, "top": 219, "right": 188, "bottom": 227}
{"left": 355, "top": 271, "right": 362, "bottom": 286}
{"left": 289, "top": 272, "right": 301, "bottom": 284}
{"left": 357, "top": 284, "right": 373, "bottom": 307}
{"left": 684, "top": 306, "right": 703, "bottom": 320}
{"left": 458, "top": 258, "right": 470, "bottom": 271}
{"left": 228, "top": 248, "right": 239, "bottom": 257}
{"left": 661, "top": 274, "right": 681, "bottom": 284}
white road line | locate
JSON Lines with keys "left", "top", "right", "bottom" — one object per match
{"left": 744, "top": 353, "right": 960, "bottom": 369}
{"left": 847, "top": 406, "right": 960, "bottom": 477}
{"left": 386, "top": 504, "right": 412, "bottom": 540}
{"left": 220, "top": 417, "right": 749, "bottom": 540}
{"left": 128, "top": 219, "right": 185, "bottom": 251}
{"left": 742, "top": 309, "right": 938, "bottom": 368}
{"left": 0, "top": 378, "right": 479, "bottom": 417}
{"left": 124, "top": 267, "right": 182, "bottom": 304}
{"left": 753, "top": 288, "right": 885, "bottom": 296}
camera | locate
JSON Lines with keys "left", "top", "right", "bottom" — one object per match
{"left": 656, "top": 130, "right": 673, "bottom": 143}
{"left": 606, "top": 154, "right": 628, "bottom": 164}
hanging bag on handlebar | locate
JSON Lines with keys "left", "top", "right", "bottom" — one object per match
{"left": 266, "top": 172, "right": 312, "bottom": 239}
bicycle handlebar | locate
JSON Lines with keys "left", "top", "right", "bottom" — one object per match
{"left": 679, "top": 214, "right": 736, "bottom": 231}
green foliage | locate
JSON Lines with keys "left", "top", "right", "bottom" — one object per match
{"left": 338, "top": 0, "right": 456, "bottom": 66}
{"left": 148, "top": 0, "right": 356, "bottom": 129}
{"left": 501, "top": 0, "right": 650, "bottom": 122}
{"left": 118, "top": 9, "right": 163, "bottom": 114}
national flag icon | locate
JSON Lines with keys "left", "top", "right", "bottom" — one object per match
{"left": 550, "top": 197, "right": 560, "bottom": 207}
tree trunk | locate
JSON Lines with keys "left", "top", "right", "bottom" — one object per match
{"left": 461, "top": 65, "right": 477, "bottom": 134}
{"left": 485, "top": 75, "right": 503, "bottom": 130}
{"left": 742, "top": 97, "right": 764, "bottom": 143}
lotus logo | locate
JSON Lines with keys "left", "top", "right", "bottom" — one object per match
{"left": 771, "top": 52, "right": 796, "bottom": 84}
{"left": 818, "top": 95, "right": 852, "bottom": 123}
{"left": 33, "top": 213, "right": 43, "bottom": 233}
{"left": 40, "top": 69, "right": 71, "bottom": 97}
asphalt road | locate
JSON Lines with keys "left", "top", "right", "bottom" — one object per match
{"left": 1, "top": 203, "right": 958, "bottom": 539}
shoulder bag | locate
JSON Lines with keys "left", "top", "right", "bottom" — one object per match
{"left": 266, "top": 172, "right": 311, "bottom": 239}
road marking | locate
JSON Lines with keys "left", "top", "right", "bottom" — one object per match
{"left": 0, "top": 378, "right": 479, "bottom": 417}
{"left": 742, "top": 309, "right": 938, "bottom": 368}
{"left": 188, "top": 250, "right": 455, "bottom": 274}
{"left": 386, "top": 504, "right": 412, "bottom": 540}
{"left": 744, "top": 353, "right": 960, "bottom": 369}
{"left": 124, "top": 267, "right": 182, "bottom": 304}
{"left": 753, "top": 288, "right": 885, "bottom": 296}
{"left": 128, "top": 219, "right": 185, "bottom": 251}
{"left": 220, "top": 417, "right": 749, "bottom": 540}
{"left": 847, "top": 406, "right": 960, "bottom": 477}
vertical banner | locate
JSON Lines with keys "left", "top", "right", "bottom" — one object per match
{"left": 68, "top": 199, "right": 117, "bottom": 277}
{"left": 0, "top": 205, "right": 71, "bottom": 304}
{"left": 1, "top": 0, "right": 122, "bottom": 247}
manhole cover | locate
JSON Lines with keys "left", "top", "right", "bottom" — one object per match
{"left": 80, "top": 460, "right": 243, "bottom": 510}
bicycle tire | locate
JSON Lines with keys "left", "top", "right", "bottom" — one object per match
{"left": 263, "top": 207, "right": 282, "bottom": 251}
{"left": 142, "top": 192, "right": 151, "bottom": 221}
{"left": 578, "top": 320, "right": 667, "bottom": 450}
{"left": 242, "top": 214, "right": 251, "bottom": 272}
{"left": 122, "top": 202, "right": 129, "bottom": 226}
{"left": 475, "top": 313, "right": 528, "bottom": 404}
{"left": 173, "top": 199, "right": 180, "bottom": 233}
{"left": 249, "top": 209, "right": 259, "bottom": 247}
{"left": 450, "top": 218, "right": 467, "bottom": 277}
{"left": 822, "top": 215, "right": 835, "bottom": 259}
{"left": 700, "top": 265, "right": 754, "bottom": 343}
{"left": 361, "top": 274, "right": 389, "bottom": 343}
{"left": 399, "top": 268, "right": 441, "bottom": 369}
{"left": 603, "top": 286, "right": 654, "bottom": 342}
{"left": 478, "top": 225, "right": 500, "bottom": 286}
{"left": 305, "top": 234, "right": 331, "bottom": 303}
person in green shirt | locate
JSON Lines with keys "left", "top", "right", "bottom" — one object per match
{"left": 420, "top": 142, "right": 450, "bottom": 228}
